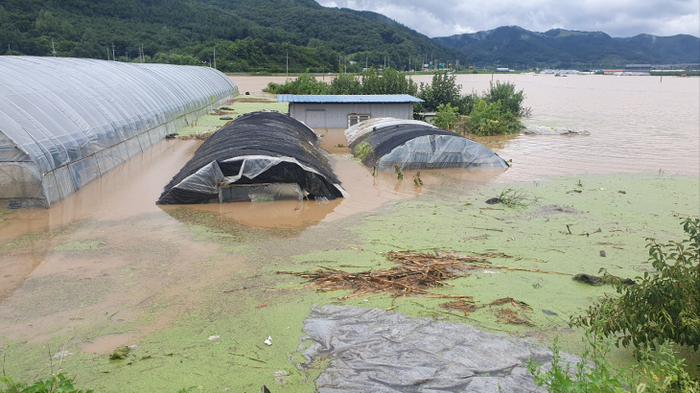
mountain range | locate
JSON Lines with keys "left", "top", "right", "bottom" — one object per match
{"left": 0, "top": 0, "right": 697, "bottom": 72}
{"left": 435, "top": 26, "right": 700, "bottom": 69}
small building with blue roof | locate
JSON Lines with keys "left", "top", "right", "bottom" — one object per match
{"left": 277, "top": 94, "right": 423, "bottom": 129}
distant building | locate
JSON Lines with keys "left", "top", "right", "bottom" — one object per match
{"left": 604, "top": 69, "right": 625, "bottom": 75}
{"left": 624, "top": 64, "right": 651, "bottom": 73}
{"left": 278, "top": 95, "right": 423, "bottom": 128}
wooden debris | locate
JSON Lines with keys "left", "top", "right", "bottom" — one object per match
{"left": 488, "top": 297, "right": 530, "bottom": 309}
{"left": 440, "top": 299, "right": 479, "bottom": 313}
{"left": 178, "top": 132, "right": 214, "bottom": 141}
{"left": 495, "top": 308, "right": 536, "bottom": 327}
{"left": 278, "top": 250, "right": 566, "bottom": 299}
{"left": 278, "top": 250, "right": 498, "bottom": 297}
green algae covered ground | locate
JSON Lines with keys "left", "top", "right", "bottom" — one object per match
{"left": 1, "top": 169, "right": 697, "bottom": 392}
{"left": 176, "top": 96, "right": 288, "bottom": 137}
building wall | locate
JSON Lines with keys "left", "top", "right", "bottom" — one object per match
{"left": 289, "top": 103, "right": 414, "bottom": 128}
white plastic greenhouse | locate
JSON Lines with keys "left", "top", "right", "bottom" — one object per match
{"left": 0, "top": 56, "right": 238, "bottom": 208}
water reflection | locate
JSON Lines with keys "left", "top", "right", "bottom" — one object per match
{"left": 159, "top": 198, "right": 342, "bottom": 229}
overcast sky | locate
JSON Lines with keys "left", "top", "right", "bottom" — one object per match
{"left": 316, "top": 0, "right": 700, "bottom": 38}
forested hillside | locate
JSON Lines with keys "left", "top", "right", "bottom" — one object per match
{"left": 434, "top": 26, "right": 700, "bottom": 69}
{"left": 0, "top": 0, "right": 468, "bottom": 72}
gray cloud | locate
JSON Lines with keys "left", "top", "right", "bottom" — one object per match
{"left": 317, "top": 0, "right": 700, "bottom": 38}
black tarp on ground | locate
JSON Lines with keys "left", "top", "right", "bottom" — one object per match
{"left": 348, "top": 120, "right": 509, "bottom": 171}
{"left": 157, "top": 111, "right": 345, "bottom": 204}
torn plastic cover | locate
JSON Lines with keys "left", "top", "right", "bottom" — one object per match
{"left": 345, "top": 117, "right": 437, "bottom": 146}
{"left": 299, "top": 305, "right": 579, "bottom": 393}
{"left": 157, "top": 111, "right": 346, "bottom": 204}
{"left": 348, "top": 120, "right": 509, "bottom": 171}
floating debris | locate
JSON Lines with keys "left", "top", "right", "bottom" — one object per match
{"left": 52, "top": 350, "right": 73, "bottom": 360}
{"left": 279, "top": 251, "right": 505, "bottom": 297}
{"left": 109, "top": 345, "right": 130, "bottom": 360}
{"left": 495, "top": 308, "right": 536, "bottom": 327}
{"left": 280, "top": 251, "right": 567, "bottom": 298}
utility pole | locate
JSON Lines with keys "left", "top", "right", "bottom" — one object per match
{"left": 286, "top": 52, "right": 289, "bottom": 76}
{"left": 52, "top": 39, "right": 56, "bottom": 57}
{"left": 213, "top": 47, "right": 216, "bottom": 70}
{"left": 111, "top": 43, "right": 115, "bottom": 61}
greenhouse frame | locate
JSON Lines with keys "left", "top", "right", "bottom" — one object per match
{"left": 0, "top": 56, "right": 238, "bottom": 208}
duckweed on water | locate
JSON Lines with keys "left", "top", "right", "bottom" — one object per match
{"left": 0, "top": 209, "right": 13, "bottom": 223}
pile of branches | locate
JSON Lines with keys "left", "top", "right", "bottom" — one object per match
{"left": 278, "top": 251, "right": 504, "bottom": 298}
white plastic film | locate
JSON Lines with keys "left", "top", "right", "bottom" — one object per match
{"left": 0, "top": 56, "right": 238, "bottom": 206}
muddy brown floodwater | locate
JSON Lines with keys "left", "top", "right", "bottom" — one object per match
{"left": 0, "top": 74, "right": 698, "bottom": 370}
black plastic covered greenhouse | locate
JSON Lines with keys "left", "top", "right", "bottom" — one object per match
{"left": 157, "top": 111, "right": 346, "bottom": 204}
{"left": 346, "top": 118, "right": 509, "bottom": 170}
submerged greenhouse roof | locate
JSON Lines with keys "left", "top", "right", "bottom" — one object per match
{"left": 0, "top": 56, "right": 238, "bottom": 208}
{"left": 157, "top": 111, "right": 346, "bottom": 205}
{"left": 347, "top": 118, "right": 509, "bottom": 170}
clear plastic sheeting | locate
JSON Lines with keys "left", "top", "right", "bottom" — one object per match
{"left": 157, "top": 111, "right": 346, "bottom": 205}
{"left": 300, "top": 305, "right": 579, "bottom": 393}
{"left": 0, "top": 56, "right": 238, "bottom": 207}
{"left": 344, "top": 117, "right": 437, "bottom": 146}
{"left": 347, "top": 118, "right": 509, "bottom": 171}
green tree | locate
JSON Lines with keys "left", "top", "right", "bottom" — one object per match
{"left": 417, "top": 72, "right": 462, "bottom": 113}
{"left": 432, "top": 103, "right": 459, "bottom": 131}
{"left": 329, "top": 73, "right": 362, "bottom": 94}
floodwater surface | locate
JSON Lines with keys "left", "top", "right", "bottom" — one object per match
{"left": 0, "top": 74, "right": 698, "bottom": 391}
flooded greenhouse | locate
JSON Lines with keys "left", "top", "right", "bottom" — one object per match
{"left": 346, "top": 117, "right": 509, "bottom": 170}
{"left": 157, "top": 110, "right": 346, "bottom": 204}
{"left": 0, "top": 56, "right": 238, "bottom": 208}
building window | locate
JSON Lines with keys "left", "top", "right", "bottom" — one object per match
{"left": 348, "top": 114, "right": 370, "bottom": 127}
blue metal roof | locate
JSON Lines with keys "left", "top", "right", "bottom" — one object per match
{"left": 277, "top": 94, "right": 423, "bottom": 103}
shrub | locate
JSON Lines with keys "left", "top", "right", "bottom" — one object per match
{"left": 572, "top": 218, "right": 700, "bottom": 351}
{"left": 1, "top": 373, "right": 93, "bottom": 393}
{"left": 482, "top": 80, "right": 527, "bottom": 116}
{"left": 263, "top": 73, "right": 328, "bottom": 94}
{"left": 353, "top": 141, "right": 373, "bottom": 161}
{"left": 528, "top": 335, "right": 627, "bottom": 392}
{"left": 529, "top": 334, "right": 700, "bottom": 393}
{"left": 463, "top": 99, "right": 524, "bottom": 136}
